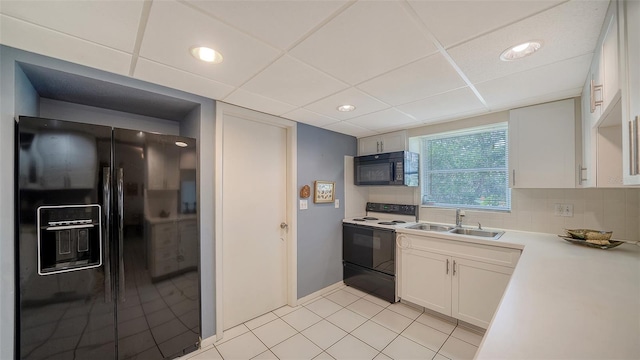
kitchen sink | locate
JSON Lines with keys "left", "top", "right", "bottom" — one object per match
{"left": 448, "top": 228, "right": 504, "bottom": 239}
{"left": 406, "top": 223, "right": 453, "bottom": 232}
{"left": 406, "top": 223, "right": 504, "bottom": 239}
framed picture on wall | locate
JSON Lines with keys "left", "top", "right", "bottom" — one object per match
{"left": 314, "top": 181, "right": 335, "bottom": 203}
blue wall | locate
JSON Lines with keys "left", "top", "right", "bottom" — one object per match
{"left": 297, "top": 123, "right": 357, "bottom": 298}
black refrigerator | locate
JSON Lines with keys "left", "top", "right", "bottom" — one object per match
{"left": 15, "top": 116, "right": 200, "bottom": 359}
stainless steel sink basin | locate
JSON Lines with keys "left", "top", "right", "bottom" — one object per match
{"left": 448, "top": 228, "right": 504, "bottom": 239}
{"left": 407, "top": 223, "right": 453, "bottom": 232}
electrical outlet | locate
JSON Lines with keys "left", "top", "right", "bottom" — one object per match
{"left": 335, "top": 199, "right": 340, "bottom": 209}
{"left": 300, "top": 199, "right": 308, "bottom": 210}
{"left": 554, "top": 203, "right": 563, "bottom": 216}
{"left": 563, "top": 204, "right": 573, "bottom": 217}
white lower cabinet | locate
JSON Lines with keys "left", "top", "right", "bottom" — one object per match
{"left": 149, "top": 218, "right": 198, "bottom": 278}
{"left": 398, "top": 233, "right": 520, "bottom": 329}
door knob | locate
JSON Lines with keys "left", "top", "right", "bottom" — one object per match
{"left": 280, "top": 222, "right": 288, "bottom": 229}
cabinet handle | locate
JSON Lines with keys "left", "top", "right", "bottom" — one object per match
{"left": 446, "top": 259, "right": 449, "bottom": 274}
{"left": 512, "top": 169, "right": 515, "bottom": 187}
{"left": 381, "top": 141, "right": 384, "bottom": 152}
{"left": 453, "top": 260, "right": 457, "bottom": 276}
{"left": 578, "top": 164, "right": 587, "bottom": 185}
{"left": 631, "top": 117, "right": 639, "bottom": 176}
{"left": 590, "top": 79, "right": 603, "bottom": 113}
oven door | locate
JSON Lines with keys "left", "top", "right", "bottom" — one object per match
{"left": 343, "top": 223, "right": 395, "bottom": 275}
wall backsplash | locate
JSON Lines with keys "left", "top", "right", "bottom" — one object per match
{"left": 368, "top": 187, "right": 640, "bottom": 241}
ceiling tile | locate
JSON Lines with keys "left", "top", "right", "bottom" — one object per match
{"left": 397, "top": 87, "right": 486, "bottom": 123}
{"left": 303, "top": 88, "right": 390, "bottom": 120}
{"left": 0, "top": 0, "right": 143, "bottom": 52}
{"left": 185, "top": 0, "right": 348, "bottom": 50}
{"left": 241, "top": 55, "right": 348, "bottom": 107}
{"left": 408, "top": 0, "right": 564, "bottom": 48}
{"left": 322, "top": 121, "right": 377, "bottom": 138}
{"left": 475, "top": 53, "right": 591, "bottom": 110}
{"left": 0, "top": 15, "right": 131, "bottom": 76}
{"left": 134, "top": 58, "right": 235, "bottom": 100}
{"left": 139, "top": 0, "right": 281, "bottom": 87}
{"left": 345, "top": 108, "right": 419, "bottom": 131}
{"left": 281, "top": 108, "right": 339, "bottom": 128}
{"left": 447, "top": 0, "right": 608, "bottom": 84}
{"left": 224, "top": 89, "right": 297, "bottom": 116}
{"left": 357, "top": 53, "right": 466, "bottom": 106}
{"left": 290, "top": 0, "right": 438, "bottom": 85}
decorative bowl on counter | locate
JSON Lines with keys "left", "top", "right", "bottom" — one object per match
{"left": 558, "top": 228, "right": 623, "bottom": 249}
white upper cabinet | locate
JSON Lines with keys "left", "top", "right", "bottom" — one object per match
{"left": 146, "top": 142, "right": 180, "bottom": 190}
{"left": 509, "top": 99, "right": 576, "bottom": 188}
{"left": 358, "top": 130, "right": 407, "bottom": 155}
{"left": 620, "top": 0, "right": 640, "bottom": 185}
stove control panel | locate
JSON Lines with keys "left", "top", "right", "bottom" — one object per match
{"left": 365, "top": 202, "right": 417, "bottom": 216}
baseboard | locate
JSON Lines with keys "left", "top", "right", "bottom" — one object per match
{"left": 295, "top": 281, "right": 344, "bottom": 306}
{"left": 199, "top": 334, "right": 217, "bottom": 349}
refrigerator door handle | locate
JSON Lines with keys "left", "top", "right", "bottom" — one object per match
{"left": 117, "top": 168, "right": 126, "bottom": 302}
{"left": 103, "top": 167, "right": 112, "bottom": 303}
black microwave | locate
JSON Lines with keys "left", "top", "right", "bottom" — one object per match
{"left": 354, "top": 151, "right": 419, "bottom": 186}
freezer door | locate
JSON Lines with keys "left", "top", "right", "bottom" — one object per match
{"left": 113, "top": 129, "right": 200, "bottom": 359}
{"left": 16, "top": 116, "right": 117, "bottom": 360}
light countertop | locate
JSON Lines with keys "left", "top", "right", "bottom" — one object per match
{"left": 146, "top": 214, "right": 197, "bottom": 224}
{"left": 396, "top": 226, "right": 640, "bottom": 359}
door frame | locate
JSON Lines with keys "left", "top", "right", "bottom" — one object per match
{"left": 214, "top": 102, "right": 297, "bottom": 340}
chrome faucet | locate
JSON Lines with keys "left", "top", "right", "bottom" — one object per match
{"left": 455, "top": 208, "right": 465, "bottom": 228}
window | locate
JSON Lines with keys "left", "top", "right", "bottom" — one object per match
{"left": 418, "top": 123, "right": 510, "bottom": 210}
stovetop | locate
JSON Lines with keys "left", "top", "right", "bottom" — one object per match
{"left": 342, "top": 202, "right": 418, "bottom": 230}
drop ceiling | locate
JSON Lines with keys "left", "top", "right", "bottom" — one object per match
{"left": 0, "top": 0, "right": 609, "bottom": 138}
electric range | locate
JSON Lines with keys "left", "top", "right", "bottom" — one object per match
{"left": 342, "top": 202, "right": 418, "bottom": 303}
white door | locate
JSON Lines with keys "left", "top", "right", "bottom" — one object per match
{"left": 222, "top": 113, "right": 288, "bottom": 329}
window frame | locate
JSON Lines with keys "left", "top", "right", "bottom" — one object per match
{"left": 415, "top": 123, "right": 511, "bottom": 212}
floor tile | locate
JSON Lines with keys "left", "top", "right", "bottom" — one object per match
{"left": 373, "top": 353, "right": 392, "bottom": 360}
{"left": 438, "top": 336, "right": 478, "bottom": 360}
{"left": 401, "top": 321, "right": 449, "bottom": 352}
{"left": 351, "top": 320, "right": 398, "bottom": 351}
{"left": 305, "top": 297, "right": 343, "bottom": 318}
{"left": 451, "top": 326, "right": 484, "bottom": 347}
{"left": 324, "top": 290, "right": 360, "bottom": 307}
{"left": 382, "top": 335, "right": 436, "bottom": 360}
{"left": 362, "top": 294, "right": 392, "bottom": 308}
{"left": 326, "top": 308, "right": 367, "bottom": 332}
{"left": 271, "top": 333, "right": 323, "bottom": 360}
{"left": 273, "top": 305, "right": 300, "bottom": 318}
{"left": 214, "top": 324, "right": 250, "bottom": 345}
{"left": 370, "top": 309, "right": 413, "bottom": 333}
{"left": 301, "top": 320, "right": 347, "bottom": 350}
{"left": 326, "top": 334, "right": 379, "bottom": 360}
{"left": 282, "top": 307, "right": 323, "bottom": 331}
{"left": 415, "top": 312, "right": 457, "bottom": 335}
{"left": 342, "top": 286, "right": 370, "bottom": 298}
{"left": 387, "top": 302, "right": 423, "bottom": 320}
{"left": 252, "top": 318, "right": 298, "bottom": 348}
{"left": 347, "top": 298, "right": 385, "bottom": 319}
{"left": 314, "top": 351, "right": 336, "bottom": 359}
{"left": 245, "top": 312, "right": 278, "bottom": 330}
{"left": 216, "top": 332, "right": 268, "bottom": 360}
{"left": 434, "top": 354, "right": 451, "bottom": 360}
{"left": 150, "top": 318, "right": 189, "bottom": 344}
{"left": 187, "top": 346, "right": 223, "bottom": 359}
{"left": 252, "top": 349, "right": 279, "bottom": 359}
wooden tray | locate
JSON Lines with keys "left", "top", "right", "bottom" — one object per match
{"left": 557, "top": 235, "right": 624, "bottom": 250}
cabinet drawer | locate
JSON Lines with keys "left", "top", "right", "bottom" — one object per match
{"left": 154, "top": 246, "right": 177, "bottom": 263}
{"left": 153, "top": 258, "right": 179, "bottom": 277}
{"left": 400, "top": 234, "right": 520, "bottom": 268}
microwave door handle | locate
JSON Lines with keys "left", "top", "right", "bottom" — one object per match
{"left": 117, "top": 168, "right": 125, "bottom": 302}
{"left": 103, "top": 167, "right": 112, "bottom": 303}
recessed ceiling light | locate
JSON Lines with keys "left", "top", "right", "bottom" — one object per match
{"left": 337, "top": 104, "right": 356, "bottom": 112}
{"left": 175, "top": 141, "right": 188, "bottom": 147}
{"left": 190, "top": 46, "right": 223, "bottom": 64}
{"left": 500, "top": 41, "right": 542, "bottom": 61}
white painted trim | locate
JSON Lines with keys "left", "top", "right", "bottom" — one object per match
{"left": 199, "top": 335, "right": 218, "bottom": 349}
{"left": 214, "top": 102, "right": 297, "bottom": 339}
{"left": 295, "top": 281, "right": 345, "bottom": 306}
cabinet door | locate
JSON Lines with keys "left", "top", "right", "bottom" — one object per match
{"left": 400, "top": 248, "right": 451, "bottom": 316}
{"left": 146, "top": 142, "right": 165, "bottom": 190}
{"left": 178, "top": 220, "right": 198, "bottom": 269}
{"left": 358, "top": 136, "right": 381, "bottom": 156}
{"left": 164, "top": 145, "right": 180, "bottom": 190}
{"left": 622, "top": 0, "right": 640, "bottom": 185}
{"left": 150, "top": 222, "right": 178, "bottom": 277}
{"left": 509, "top": 99, "right": 576, "bottom": 188}
{"left": 380, "top": 131, "right": 407, "bottom": 153}
{"left": 602, "top": 8, "right": 619, "bottom": 113}
{"left": 451, "top": 258, "right": 513, "bottom": 329}
{"left": 581, "top": 79, "right": 597, "bottom": 187}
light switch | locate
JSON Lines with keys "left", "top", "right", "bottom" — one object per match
{"left": 335, "top": 199, "right": 340, "bottom": 209}
{"left": 300, "top": 199, "right": 308, "bottom": 210}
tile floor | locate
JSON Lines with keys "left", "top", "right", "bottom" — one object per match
{"left": 182, "top": 285, "right": 484, "bottom": 360}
